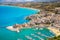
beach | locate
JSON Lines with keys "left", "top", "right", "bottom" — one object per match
{"left": 48, "top": 27, "right": 60, "bottom": 36}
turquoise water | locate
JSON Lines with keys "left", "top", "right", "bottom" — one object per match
{"left": 0, "top": 6, "right": 38, "bottom": 27}
{"left": 0, "top": 27, "right": 55, "bottom": 40}
{"left": 0, "top": 6, "right": 55, "bottom": 40}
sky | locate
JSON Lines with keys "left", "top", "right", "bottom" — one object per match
{"left": 0, "top": 0, "right": 34, "bottom": 2}
{"left": 0, "top": 0, "right": 59, "bottom": 2}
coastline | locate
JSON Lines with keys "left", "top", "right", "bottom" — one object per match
{"left": 0, "top": 2, "right": 60, "bottom": 40}
{"left": 1, "top": 5, "right": 40, "bottom": 32}
{"left": 1, "top": 5, "right": 60, "bottom": 37}
{"left": 48, "top": 27, "right": 60, "bottom": 36}
{"left": 0, "top": 5, "right": 40, "bottom": 12}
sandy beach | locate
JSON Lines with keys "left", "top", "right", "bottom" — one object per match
{"left": 48, "top": 27, "right": 60, "bottom": 36}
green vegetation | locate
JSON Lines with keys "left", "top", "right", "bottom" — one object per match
{"left": 48, "top": 35, "right": 60, "bottom": 40}
{"left": 55, "top": 9, "right": 60, "bottom": 14}
{"left": 25, "top": 17, "right": 31, "bottom": 20}
{"left": 55, "top": 10, "right": 58, "bottom": 14}
{"left": 35, "top": 23, "right": 40, "bottom": 25}
{"left": 37, "top": 12, "right": 40, "bottom": 14}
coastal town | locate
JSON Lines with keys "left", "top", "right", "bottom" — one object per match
{"left": 0, "top": 1, "right": 60, "bottom": 40}
{"left": 5, "top": 2, "right": 60, "bottom": 36}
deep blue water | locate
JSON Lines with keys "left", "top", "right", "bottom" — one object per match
{"left": 0, "top": 6, "right": 39, "bottom": 27}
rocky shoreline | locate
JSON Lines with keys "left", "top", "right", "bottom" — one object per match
{"left": 7, "top": 7, "right": 60, "bottom": 36}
